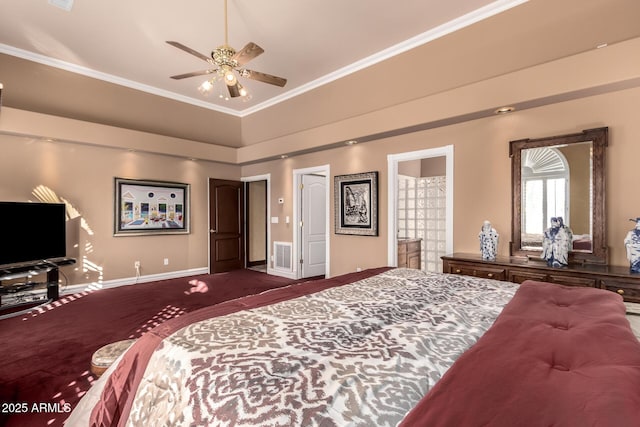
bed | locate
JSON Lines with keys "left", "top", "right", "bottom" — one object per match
{"left": 66, "top": 268, "right": 640, "bottom": 426}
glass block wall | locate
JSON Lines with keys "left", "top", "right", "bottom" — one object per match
{"left": 397, "top": 175, "right": 447, "bottom": 272}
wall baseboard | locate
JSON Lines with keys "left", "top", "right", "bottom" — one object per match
{"left": 60, "top": 267, "right": 209, "bottom": 295}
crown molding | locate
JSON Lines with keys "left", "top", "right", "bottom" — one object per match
{"left": 0, "top": 0, "right": 527, "bottom": 118}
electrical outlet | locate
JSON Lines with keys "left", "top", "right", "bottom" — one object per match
{"left": 163, "top": 258, "right": 169, "bottom": 266}
{"left": 134, "top": 261, "right": 140, "bottom": 269}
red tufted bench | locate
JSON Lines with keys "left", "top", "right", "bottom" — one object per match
{"left": 402, "top": 281, "right": 640, "bottom": 426}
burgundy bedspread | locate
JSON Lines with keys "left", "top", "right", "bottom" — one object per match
{"left": 401, "top": 280, "right": 640, "bottom": 427}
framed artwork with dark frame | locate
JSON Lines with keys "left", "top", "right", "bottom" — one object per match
{"left": 114, "top": 177, "right": 190, "bottom": 236}
{"left": 334, "top": 171, "right": 378, "bottom": 236}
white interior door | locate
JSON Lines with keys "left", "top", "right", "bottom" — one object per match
{"left": 301, "top": 174, "right": 326, "bottom": 277}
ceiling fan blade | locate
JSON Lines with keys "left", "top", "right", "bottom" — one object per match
{"left": 170, "top": 69, "right": 218, "bottom": 80}
{"left": 232, "top": 42, "right": 264, "bottom": 67}
{"left": 227, "top": 83, "right": 241, "bottom": 98}
{"left": 240, "top": 69, "right": 287, "bottom": 87}
{"left": 166, "top": 41, "right": 212, "bottom": 63}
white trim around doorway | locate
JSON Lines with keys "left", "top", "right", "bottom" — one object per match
{"left": 387, "top": 145, "right": 454, "bottom": 268}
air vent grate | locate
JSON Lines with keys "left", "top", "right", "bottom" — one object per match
{"left": 273, "top": 241, "right": 292, "bottom": 272}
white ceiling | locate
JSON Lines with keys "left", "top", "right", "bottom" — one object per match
{"left": 0, "top": 0, "right": 523, "bottom": 116}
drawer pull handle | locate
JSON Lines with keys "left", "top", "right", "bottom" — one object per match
{"left": 455, "top": 269, "right": 461, "bottom": 273}
{"left": 617, "top": 289, "right": 625, "bottom": 295}
{"left": 487, "top": 273, "right": 494, "bottom": 278}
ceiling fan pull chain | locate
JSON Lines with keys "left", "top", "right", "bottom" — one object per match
{"left": 224, "top": 0, "right": 228, "bottom": 46}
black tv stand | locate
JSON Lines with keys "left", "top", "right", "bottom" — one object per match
{"left": 0, "top": 258, "right": 76, "bottom": 318}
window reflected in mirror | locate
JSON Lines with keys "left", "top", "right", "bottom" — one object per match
{"left": 510, "top": 127, "right": 607, "bottom": 264}
{"left": 522, "top": 147, "right": 569, "bottom": 246}
{"left": 520, "top": 142, "right": 592, "bottom": 252}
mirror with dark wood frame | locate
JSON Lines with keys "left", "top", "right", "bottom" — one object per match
{"left": 510, "top": 127, "right": 608, "bottom": 264}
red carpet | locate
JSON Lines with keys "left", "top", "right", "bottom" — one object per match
{"left": 0, "top": 269, "right": 307, "bottom": 427}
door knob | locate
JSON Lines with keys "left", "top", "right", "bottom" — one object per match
{"left": 210, "top": 229, "right": 217, "bottom": 233}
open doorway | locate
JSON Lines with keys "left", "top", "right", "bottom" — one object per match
{"left": 246, "top": 180, "right": 267, "bottom": 272}
{"left": 242, "top": 174, "right": 270, "bottom": 273}
{"left": 387, "top": 146, "right": 453, "bottom": 272}
{"left": 207, "top": 175, "right": 270, "bottom": 274}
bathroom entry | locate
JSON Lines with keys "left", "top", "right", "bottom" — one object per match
{"left": 397, "top": 157, "right": 447, "bottom": 272}
{"left": 388, "top": 145, "right": 453, "bottom": 273}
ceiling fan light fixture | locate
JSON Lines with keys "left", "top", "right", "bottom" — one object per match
{"left": 198, "top": 79, "right": 214, "bottom": 95}
{"left": 166, "top": 0, "right": 286, "bottom": 101}
{"left": 224, "top": 69, "right": 237, "bottom": 86}
{"left": 237, "top": 83, "right": 248, "bottom": 97}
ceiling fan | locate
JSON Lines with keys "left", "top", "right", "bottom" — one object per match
{"left": 166, "top": 0, "right": 286, "bottom": 99}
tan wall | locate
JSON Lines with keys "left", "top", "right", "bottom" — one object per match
{"left": 2, "top": 87, "right": 639, "bottom": 283}
{"left": 398, "top": 160, "right": 421, "bottom": 177}
{"left": 243, "top": 86, "right": 640, "bottom": 277}
{"left": 398, "top": 157, "right": 446, "bottom": 178}
{"left": 0, "top": 133, "right": 239, "bottom": 284}
{"left": 2, "top": 37, "right": 639, "bottom": 283}
{"left": 421, "top": 157, "right": 446, "bottom": 178}
{"left": 2, "top": 86, "right": 639, "bottom": 283}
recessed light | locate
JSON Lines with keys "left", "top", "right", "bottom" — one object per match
{"left": 280, "top": 154, "right": 288, "bottom": 159}
{"left": 345, "top": 140, "right": 358, "bottom": 145}
{"left": 596, "top": 43, "right": 608, "bottom": 49}
{"left": 494, "top": 106, "right": 515, "bottom": 114}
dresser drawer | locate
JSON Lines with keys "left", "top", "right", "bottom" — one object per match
{"left": 445, "top": 262, "right": 475, "bottom": 276}
{"left": 442, "top": 254, "right": 640, "bottom": 301}
{"left": 508, "top": 268, "right": 548, "bottom": 284}
{"left": 473, "top": 267, "right": 506, "bottom": 280}
{"left": 600, "top": 279, "right": 640, "bottom": 303}
{"left": 548, "top": 274, "right": 597, "bottom": 288}
{"left": 446, "top": 263, "right": 505, "bottom": 281}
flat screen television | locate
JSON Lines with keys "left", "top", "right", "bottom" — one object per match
{"left": 0, "top": 201, "right": 67, "bottom": 266}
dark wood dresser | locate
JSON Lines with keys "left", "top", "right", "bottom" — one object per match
{"left": 398, "top": 238, "right": 422, "bottom": 269}
{"left": 442, "top": 253, "right": 640, "bottom": 303}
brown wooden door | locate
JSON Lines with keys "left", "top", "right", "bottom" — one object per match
{"left": 209, "top": 178, "right": 245, "bottom": 273}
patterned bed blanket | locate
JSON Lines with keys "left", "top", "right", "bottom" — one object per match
{"left": 73, "top": 268, "right": 518, "bottom": 426}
